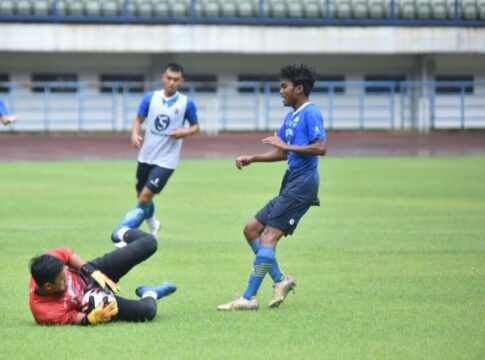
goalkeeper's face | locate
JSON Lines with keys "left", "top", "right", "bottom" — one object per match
{"left": 45, "top": 268, "right": 67, "bottom": 294}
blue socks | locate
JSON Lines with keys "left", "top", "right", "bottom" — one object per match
{"left": 138, "top": 202, "right": 155, "bottom": 220}
{"left": 242, "top": 246, "right": 276, "bottom": 300}
{"left": 112, "top": 202, "right": 154, "bottom": 242}
{"left": 250, "top": 239, "right": 284, "bottom": 283}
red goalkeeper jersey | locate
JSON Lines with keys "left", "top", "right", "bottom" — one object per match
{"left": 29, "top": 248, "right": 89, "bottom": 325}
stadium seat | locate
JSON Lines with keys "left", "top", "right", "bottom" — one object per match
{"left": 200, "top": 0, "right": 220, "bottom": 17}
{"left": 54, "top": 0, "right": 68, "bottom": 15}
{"left": 397, "top": 0, "right": 416, "bottom": 18}
{"left": 368, "top": 0, "right": 387, "bottom": 19}
{"left": 15, "top": 0, "right": 32, "bottom": 15}
{"left": 352, "top": 0, "right": 368, "bottom": 18}
{"left": 238, "top": 0, "right": 256, "bottom": 17}
{"left": 85, "top": 0, "right": 101, "bottom": 16}
{"left": 102, "top": 0, "right": 119, "bottom": 16}
{"left": 431, "top": 0, "right": 447, "bottom": 19}
{"left": 137, "top": 0, "right": 153, "bottom": 16}
{"left": 268, "top": 0, "right": 287, "bottom": 17}
{"left": 332, "top": 0, "right": 352, "bottom": 18}
{"left": 220, "top": 1, "right": 237, "bottom": 17}
{"left": 416, "top": 0, "right": 432, "bottom": 19}
{"left": 303, "top": 0, "right": 322, "bottom": 18}
{"left": 170, "top": 1, "right": 188, "bottom": 16}
{"left": 67, "top": 0, "right": 85, "bottom": 16}
{"left": 153, "top": 0, "right": 170, "bottom": 17}
{"left": 32, "top": 0, "right": 51, "bottom": 15}
{"left": 0, "top": 0, "right": 14, "bottom": 15}
{"left": 460, "top": 0, "right": 478, "bottom": 19}
{"left": 287, "top": 1, "right": 304, "bottom": 17}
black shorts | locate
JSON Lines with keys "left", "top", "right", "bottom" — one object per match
{"left": 135, "top": 162, "right": 174, "bottom": 194}
{"left": 255, "top": 169, "right": 320, "bottom": 236}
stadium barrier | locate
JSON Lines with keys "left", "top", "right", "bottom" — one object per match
{"left": 0, "top": 0, "right": 484, "bottom": 26}
{"left": 1, "top": 80, "right": 484, "bottom": 133}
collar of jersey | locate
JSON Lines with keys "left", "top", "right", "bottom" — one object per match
{"left": 162, "top": 91, "right": 179, "bottom": 108}
{"left": 291, "top": 101, "right": 311, "bottom": 119}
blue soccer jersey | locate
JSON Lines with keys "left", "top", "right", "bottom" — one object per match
{"left": 277, "top": 102, "right": 326, "bottom": 172}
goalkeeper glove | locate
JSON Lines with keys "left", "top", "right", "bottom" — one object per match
{"left": 81, "top": 263, "right": 120, "bottom": 294}
{"left": 85, "top": 301, "right": 118, "bottom": 325}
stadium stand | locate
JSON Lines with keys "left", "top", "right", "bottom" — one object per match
{"left": 0, "top": 0, "right": 483, "bottom": 22}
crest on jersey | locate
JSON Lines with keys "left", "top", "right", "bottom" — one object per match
{"left": 155, "top": 114, "right": 170, "bottom": 132}
{"left": 285, "top": 128, "right": 294, "bottom": 142}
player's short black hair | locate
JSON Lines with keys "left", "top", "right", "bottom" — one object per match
{"left": 164, "top": 63, "right": 185, "bottom": 77}
{"left": 279, "top": 64, "right": 317, "bottom": 97}
{"left": 30, "top": 254, "right": 64, "bottom": 286}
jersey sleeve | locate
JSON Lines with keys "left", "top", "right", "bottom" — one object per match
{"left": 305, "top": 106, "right": 326, "bottom": 143}
{"left": 33, "top": 305, "right": 79, "bottom": 325}
{"left": 184, "top": 98, "right": 198, "bottom": 124}
{"left": 0, "top": 98, "right": 9, "bottom": 116}
{"left": 137, "top": 92, "right": 154, "bottom": 118}
{"left": 46, "top": 248, "right": 73, "bottom": 265}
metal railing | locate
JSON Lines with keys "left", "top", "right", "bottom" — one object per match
{"left": 0, "top": 0, "right": 483, "bottom": 27}
{"left": 1, "top": 80, "right": 484, "bottom": 133}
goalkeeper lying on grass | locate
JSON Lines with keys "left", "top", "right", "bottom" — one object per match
{"left": 29, "top": 229, "right": 176, "bottom": 325}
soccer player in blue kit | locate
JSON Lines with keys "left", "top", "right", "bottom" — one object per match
{"left": 111, "top": 63, "right": 199, "bottom": 247}
{"left": 218, "top": 64, "right": 327, "bottom": 310}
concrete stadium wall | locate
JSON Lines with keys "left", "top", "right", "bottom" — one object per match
{"left": 1, "top": 24, "right": 485, "bottom": 54}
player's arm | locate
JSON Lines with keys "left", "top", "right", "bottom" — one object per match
{"left": 65, "top": 251, "right": 120, "bottom": 293}
{"left": 170, "top": 122, "right": 199, "bottom": 139}
{"left": 262, "top": 136, "right": 326, "bottom": 156}
{"left": 131, "top": 115, "right": 145, "bottom": 149}
{"left": 75, "top": 301, "right": 118, "bottom": 326}
{"left": 236, "top": 148, "right": 287, "bottom": 170}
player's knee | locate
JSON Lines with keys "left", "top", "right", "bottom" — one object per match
{"left": 142, "top": 234, "right": 158, "bottom": 255}
{"left": 260, "top": 234, "right": 278, "bottom": 248}
{"left": 144, "top": 305, "right": 157, "bottom": 321}
{"left": 243, "top": 225, "right": 253, "bottom": 242}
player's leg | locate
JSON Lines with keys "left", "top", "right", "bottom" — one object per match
{"left": 218, "top": 225, "right": 283, "bottom": 311}
{"left": 89, "top": 229, "right": 157, "bottom": 282}
{"left": 114, "top": 296, "right": 157, "bottom": 322}
{"left": 111, "top": 163, "right": 151, "bottom": 246}
{"left": 138, "top": 166, "right": 174, "bottom": 238}
{"left": 114, "top": 283, "right": 177, "bottom": 322}
{"left": 265, "top": 197, "right": 313, "bottom": 308}
{"left": 244, "top": 215, "right": 284, "bottom": 283}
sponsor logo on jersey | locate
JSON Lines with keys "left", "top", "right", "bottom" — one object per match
{"left": 154, "top": 114, "right": 170, "bottom": 132}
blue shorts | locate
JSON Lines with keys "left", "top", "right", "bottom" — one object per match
{"left": 255, "top": 169, "right": 320, "bottom": 236}
{"left": 135, "top": 162, "right": 174, "bottom": 194}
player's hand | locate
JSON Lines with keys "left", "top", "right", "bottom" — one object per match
{"left": 170, "top": 128, "right": 186, "bottom": 139}
{"left": 262, "top": 135, "right": 287, "bottom": 151}
{"left": 90, "top": 270, "right": 120, "bottom": 294}
{"left": 131, "top": 132, "right": 143, "bottom": 149}
{"left": 1, "top": 115, "right": 17, "bottom": 125}
{"left": 235, "top": 155, "right": 253, "bottom": 170}
{"left": 86, "top": 301, "right": 118, "bottom": 325}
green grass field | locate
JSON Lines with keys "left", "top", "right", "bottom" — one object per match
{"left": 1, "top": 157, "right": 484, "bottom": 359}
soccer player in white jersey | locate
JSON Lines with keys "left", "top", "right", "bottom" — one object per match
{"left": 111, "top": 63, "right": 199, "bottom": 247}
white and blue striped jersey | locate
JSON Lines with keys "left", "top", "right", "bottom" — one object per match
{"left": 137, "top": 90, "right": 198, "bottom": 169}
